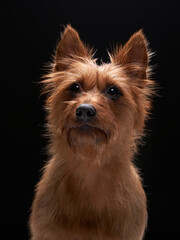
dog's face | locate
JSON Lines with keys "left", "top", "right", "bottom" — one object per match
{"left": 43, "top": 25, "right": 153, "bottom": 154}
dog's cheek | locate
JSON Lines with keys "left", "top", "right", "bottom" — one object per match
{"left": 96, "top": 106, "right": 118, "bottom": 141}
{"left": 61, "top": 103, "right": 78, "bottom": 131}
{"left": 48, "top": 97, "right": 73, "bottom": 136}
{"left": 110, "top": 101, "right": 137, "bottom": 142}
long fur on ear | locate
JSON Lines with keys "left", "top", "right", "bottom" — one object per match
{"left": 54, "top": 25, "right": 92, "bottom": 71}
{"left": 111, "top": 30, "right": 151, "bottom": 80}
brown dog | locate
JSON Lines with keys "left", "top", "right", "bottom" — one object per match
{"left": 29, "top": 25, "right": 154, "bottom": 240}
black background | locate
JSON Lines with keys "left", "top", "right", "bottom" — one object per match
{"left": 2, "top": 0, "right": 180, "bottom": 239}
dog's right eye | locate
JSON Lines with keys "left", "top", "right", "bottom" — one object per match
{"left": 69, "top": 83, "right": 81, "bottom": 94}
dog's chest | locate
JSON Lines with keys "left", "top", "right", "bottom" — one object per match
{"left": 56, "top": 166, "right": 124, "bottom": 230}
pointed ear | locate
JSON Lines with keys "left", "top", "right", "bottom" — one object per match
{"left": 112, "top": 30, "right": 149, "bottom": 79}
{"left": 54, "top": 25, "right": 90, "bottom": 71}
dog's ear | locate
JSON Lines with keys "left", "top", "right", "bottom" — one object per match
{"left": 54, "top": 25, "right": 90, "bottom": 71}
{"left": 112, "top": 30, "right": 150, "bottom": 79}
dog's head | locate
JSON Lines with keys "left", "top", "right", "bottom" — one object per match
{"left": 43, "top": 25, "right": 154, "bottom": 155}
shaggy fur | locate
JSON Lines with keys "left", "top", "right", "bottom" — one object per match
{"left": 29, "top": 25, "right": 154, "bottom": 240}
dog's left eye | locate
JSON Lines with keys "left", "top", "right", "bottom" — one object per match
{"left": 69, "top": 82, "right": 81, "bottom": 94}
{"left": 106, "top": 86, "right": 121, "bottom": 100}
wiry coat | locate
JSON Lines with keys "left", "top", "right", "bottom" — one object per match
{"left": 29, "top": 25, "right": 154, "bottom": 240}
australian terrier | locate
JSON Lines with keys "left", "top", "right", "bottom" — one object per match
{"left": 29, "top": 25, "right": 154, "bottom": 240}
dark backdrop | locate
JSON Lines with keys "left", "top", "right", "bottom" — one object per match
{"left": 2, "top": 0, "right": 180, "bottom": 239}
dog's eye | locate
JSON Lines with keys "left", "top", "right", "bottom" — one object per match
{"left": 69, "top": 82, "right": 81, "bottom": 94}
{"left": 106, "top": 86, "right": 121, "bottom": 100}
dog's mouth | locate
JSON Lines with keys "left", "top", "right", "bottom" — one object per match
{"left": 66, "top": 123, "right": 110, "bottom": 146}
{"left": 72, "top": 123, "right": 107, "bottom": 135}
{"left": 78, "top": 124, "right": 103, "bottom": 132}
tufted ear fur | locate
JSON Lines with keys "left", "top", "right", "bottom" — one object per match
{"left": 112, "top": 30, "right": 150, "bottom": 80}
{"left": 54, "top": 25, "right": 90, "bottom": 71}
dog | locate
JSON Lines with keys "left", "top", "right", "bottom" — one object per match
{"left": 29, "top": 25, "right": 154, "bottom": 240}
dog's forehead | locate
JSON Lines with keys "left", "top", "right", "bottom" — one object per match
{"left": 97, "top": 64, "right": 125, "bottom": 88}
{"left": 74, "top": 61, "right": 125, "bottom": 90}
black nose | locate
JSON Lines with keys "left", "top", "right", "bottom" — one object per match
{"left": 76, "top": 104, "right": 96, "bottom": 121}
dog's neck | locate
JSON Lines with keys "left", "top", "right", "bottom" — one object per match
{"left": 44, "top": 132, "right": 137, "bottom": 206}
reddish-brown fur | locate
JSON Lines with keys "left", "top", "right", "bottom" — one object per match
{"left": 29, "top": 25, "right": 154, "bottom": 240}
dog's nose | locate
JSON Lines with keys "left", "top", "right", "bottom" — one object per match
{"left": 76, "top": 104, "right": 96, "bottom": 121}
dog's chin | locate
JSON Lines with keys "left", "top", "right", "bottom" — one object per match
{"left": 66, "top": 124, "right": 109, "bottom": 147}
